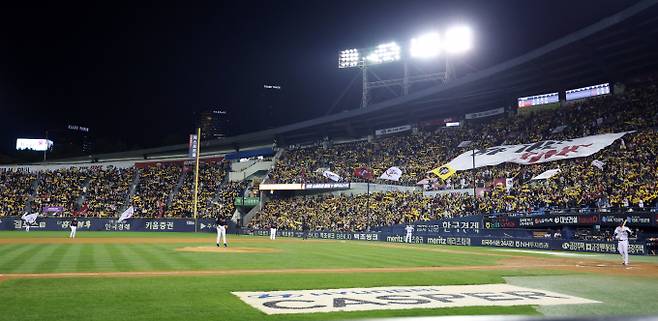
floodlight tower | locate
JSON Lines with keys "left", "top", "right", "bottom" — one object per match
{"left": 339, "top": 42, "right": 401, "bottom": 108}
{"left": 338, "top": 25, "right": 473, "bottom": 108}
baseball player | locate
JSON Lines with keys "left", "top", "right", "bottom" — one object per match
{"left": 69, "top": 217, "right": 78, "bottom": 238}
{"left": 614, "top": 220, "right": 632, "bottom": 265}
{"left": 270, "top": 222, "right": 277, "bottom": 240}
{"left": 404, "top": 224, "right": 414, "bottom": 243}
{"left": 216, "top": 216, "right": 228, "bottom": 247}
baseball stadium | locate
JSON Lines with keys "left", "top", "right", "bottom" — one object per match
{"left": 1, "top": 1, "right": 658, "bottom": 321}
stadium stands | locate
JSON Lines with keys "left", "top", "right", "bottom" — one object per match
{"left": 132, "top": 165, "right": 182, "bottom": 218}
{"left": 249, "top": 84, "right": 658, "bottom": 231}
{"left": 0, "top": 170, "right": 36, "bottom": 216}
{"left": 0, "top": 84, "right": 656, "bottom": 232}
{"left": 214, "top": 181, "right": 249, "bottom": 219}
{"left": 169, "top": 162, "right": 226, "bottom": 218}
{"left": 32, "top": 168, "right": 89, "bottom": 216}
{"left": 85, "top": 167, "right": 137, "bottom": 217}
{"left": 269, "top": 85, "right": 657, "bottom": 187}
{"left": 0, "top": 161, "right": 239, "bottom": 220}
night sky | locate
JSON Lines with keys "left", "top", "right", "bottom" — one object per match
{"left": 0, "top": 0, "right": 637, "bottom": 158}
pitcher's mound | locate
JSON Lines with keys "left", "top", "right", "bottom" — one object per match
{"left": 176, "top": 246, "right": 280, "bottom": 253}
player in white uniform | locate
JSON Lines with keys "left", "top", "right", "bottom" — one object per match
{"left": 404, "top": 225, "right": 414, "bottom": 243}
{"left": 69, "top": 218, "right": 78, "bottom": 238}
{"left": 270, "top": 223, "right": 277, "bottom": 240}
{"left": 614, "top": 221, "right": 632, "bottom": 265}
{"left": 216, "top": 217, "right": 228, "bottom": 247}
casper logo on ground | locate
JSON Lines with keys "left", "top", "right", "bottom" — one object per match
{"left": 232, "top": 284, "right": 598, "bottom": 315}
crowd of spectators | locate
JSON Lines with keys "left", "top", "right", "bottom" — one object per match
{"left": 1, "top": 84, "right": 656, "bottom": 227}
{"left": 0, "top": 161, "right": 248, "bottom": 220}
{"left": 84, "top": 167, "right": 136, "bottom": 217}
{"left": 269, "top": 85, "right": 657, "bottom": 187}
{"left": 211, "top": 180, "right": 249, "bottom": 220}
{"left": 0, "top": 170, "right": 36, "bottom": 216}
{"left": 132, "top": 165, "right": 182, "bottom": 218}
{"left": 31, "top": 168, "right": 89, "bottom": 216}
{"left": 251, "top": 84, "right": 658, "bottom": 231}
{"left": 169, "top": 162, "right": 226, "bottom": 218}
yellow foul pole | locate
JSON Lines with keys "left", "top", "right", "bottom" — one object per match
{"left": 193, "top": 127, "right": 201, "bottom": 232}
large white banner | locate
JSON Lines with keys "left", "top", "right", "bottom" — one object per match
{"left": 379, "top": 166, "right": 402, "bottom": 181}
{"left": 446, "top": 132, "right": 629, "bottom": 171}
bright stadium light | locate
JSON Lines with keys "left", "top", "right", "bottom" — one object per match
{"left": 410, "top": 32, "right": 442, "bottom": 58}
{"left": 444, "top": 25, "right": 473, "bottom": 54}
{"left": 366, "top": 42, "right": 401, "bottom": 65}
{"left": 338, "top": 48, "right": 360, "bottom": 68}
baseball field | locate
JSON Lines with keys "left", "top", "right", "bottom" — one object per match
{"left": 1, "top": 231, "right": 658, "bottom": 321}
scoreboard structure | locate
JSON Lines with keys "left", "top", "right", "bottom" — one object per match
{"left": 515, "top": 82, "right": 612, "bottom": 114}
{"left": 565, "top": 83, "right": 610, "bottom": 101}
{"left": 517, "top": 92, "right": 559, "bottom": 108}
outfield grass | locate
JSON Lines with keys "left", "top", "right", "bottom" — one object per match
{"left": 0, "top": 232, "right": 504, "bottom": 273}
{"left": 0, "top": 270, "right": 549, "bottom": 321}
{"left": 1, "top": 231, "right": 657, "bottom": 321}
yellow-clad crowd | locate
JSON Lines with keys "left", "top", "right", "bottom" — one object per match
{"left": 251, "top": 129, "right": 657, "bottom": 232}
{"left": 85, "top": 167, "right": 136, "bottom": 217}
{"left": 251, "top": 85, "right": 658, "bottom": 231}
{"left": 169, "top": 162, "right": 226, "bottom": 218}
{"left": 211, "top": 180, "right": 249, "bottom": 219}
{"left": 269, "top": 85, "right": 657, "bottom": 189}
{"left": 0, "top": 161, "right": 243, "bottom": 220}
{"left": 131, "top": 165, "right": 182, "bottom": 218}
{"left": 0, "top": 170, "right": 35, "bottom": 216}
{"left": 31, "top": 168, "right": 88, "bottom": 216}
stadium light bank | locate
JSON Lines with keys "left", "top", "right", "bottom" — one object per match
{"left": 338, "top": 25, "right": 473, "bottom": 108}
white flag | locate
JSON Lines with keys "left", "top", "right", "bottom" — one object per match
{"left": 314, "top": 167, "right": 330, "bottom": 174}
{"left": 551, "top": 125, "right": 567, "bottom": 134}
{"left": 505, "top": 178, "right": 514, "bottom": 192}
{"left": 531, "top": 169, "right": 561, "bottom": 180}
{"left": 322, "top": 170, "right": 342, "bottom": 182}
{"left": 591, "top": 160, "right": 605, "bottom": 170}
{"left": 117, "top": 206, "right": 135, "bottom": 223}
{"left": 457, "top": 140, "right": 472, "bottom": 148}
{"left": 21, "top": 213, "right": 38, "bottom": 224}
{"left": 379, "top": 166, "right": 403, "bottom": 181}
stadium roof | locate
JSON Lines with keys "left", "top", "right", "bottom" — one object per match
{"left": 57, "top": 0, "right": 658, "bottom": 162}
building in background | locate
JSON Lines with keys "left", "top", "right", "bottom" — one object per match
{"left": 197, "top": 110, "right": 229, "bottom": 140}
{"left": 261, "top": 84, "right": 282, "bottom": 129}
{"left": 53, "top": 125, "right": 93, "bottom": 154}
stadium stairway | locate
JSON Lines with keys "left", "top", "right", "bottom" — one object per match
{"left": 166, "top": 168, "right": 186, "bottom": 207}
{"left": 23, "top": 172, "right": 42, "bottom": 213}
{"left": 241, "top": 201, "right": 260, "bottom": 226}
{"left": 228, "top": 160, "right": 273, "bottom": 182}
{"left": 76, "top": 178, "right": 92, "bottom": 207}
{"left": 120, "top": 169, "right": 141, "bottom": 215}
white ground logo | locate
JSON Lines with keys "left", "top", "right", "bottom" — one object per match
{"left": 233, "top": 284, "right": 598, "bottom": 314}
